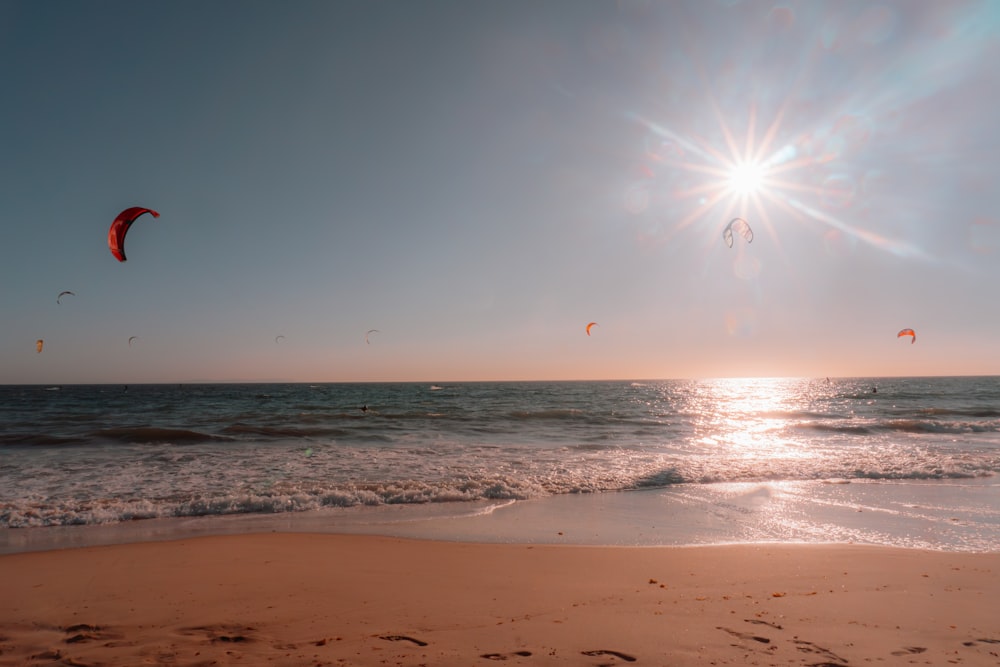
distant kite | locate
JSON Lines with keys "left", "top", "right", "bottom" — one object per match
{"left": 897, "top": 328, "right": 916, "bottom": 344}
{"left": 57, "top": 290, "right": 75, "bottom": 304}
{"left": 128, "top": 336, "right": 138, "bottom": 347}
{"left": 36, "top": 339, "right": 44, "bottom": 353}
{"left": 723, "top": 217, "right": 753, "bottom": 248}
{"left": 275, "top": 335, "right": 285, "bottom": 343}
{"left": 586, "top": 322, "right": 598, "bottom": 336}
{"left": 365, "top": 329, "right": 380, "bottom": 345}
{"left": 108, "top": 207, "right": 160, "bottom": 262}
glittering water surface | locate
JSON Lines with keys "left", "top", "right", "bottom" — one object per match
{"left": 1, "top": 377, "right": 998, "bottom": 551}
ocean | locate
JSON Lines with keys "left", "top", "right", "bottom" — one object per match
{"left": 2, "top": 377, "right": 998, "bottom": 553}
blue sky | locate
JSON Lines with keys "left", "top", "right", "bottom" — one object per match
{"left": 3, "top": 0, "right": 999, "bottom": 383}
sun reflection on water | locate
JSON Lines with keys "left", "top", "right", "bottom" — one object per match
{"left": 687, "top": 377, "right": 823, "bottom": 466}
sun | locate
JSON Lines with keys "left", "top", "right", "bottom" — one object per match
{"left": 631, "top": 96, "right": 911, "bottom": 259}
{"left": 727, "top": 161, "right": 767, "bottom": 196}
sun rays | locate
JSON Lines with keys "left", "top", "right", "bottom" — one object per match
{"left": 629, "top": 93, "right": 919, "bottom": 260}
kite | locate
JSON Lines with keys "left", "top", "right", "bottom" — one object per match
{"left": 897, "top": 328, "right": 916, "bottom": 344}
{"left": 365, "top": 329, "right": 379, "bottom": 345}
{"left": 275, "top": 335, "right": 285, "bottom": 343}
{"left": 128, "top": 336, "right": 138, "bottom": 347}
{"left": 36, "top": 339, "right": 43, "bottom": 353}
{"left": 723, "top": 217, "right": 753, "bottom": 248}
{"left": 57, "top": 290, "right": 75, "bottom": 304}
{"left": 108, "top": 207, "right": 160, "bottom": 262}
{"left": 586, "top": 322, "right": 598, "bottom": 336}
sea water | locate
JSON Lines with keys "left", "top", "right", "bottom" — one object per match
{"left": 1, "top": 377, "right": 998, "bottom": 552}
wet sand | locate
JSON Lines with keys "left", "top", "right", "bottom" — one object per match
{"left": 2, "top": 534, "right": 998, "bottom": 666}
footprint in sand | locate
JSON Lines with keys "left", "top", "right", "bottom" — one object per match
{"left": 61, "top": 623, "right": 126, "bottom": 647}
{"left": 177, "top": 624, "right": 257, "bottom": 644}
{"left": 378, "top": 634, "right": 429, "bottom": 647}
{"left": 964, "top": 638, "right": 1000, "bottom": 646}
{"left": 64, "top": 623, "right": 99, "bottom": 643}
{"left": 481, "top": 650, "right": 533, "bottom": 660}
{"left": 717, "top": 626, "right": 770, "bottom": 644}
{"left": 581, "top": 649, "right": 637, "bottom": 662}
{"left": 29, "top": 649, "right": 63, "bottom": 662}
{"left": 64, "top": 624, "right": 99, "bottom": 633}
{"left": 891, "top": 646, "right": 927, "bottom": 656}
{"left": 792, "top": 639, "right": 847, "bottom": 664}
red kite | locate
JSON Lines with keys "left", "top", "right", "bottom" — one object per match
{"left": 108, "top": 207, "right": 160, "bottom": 262}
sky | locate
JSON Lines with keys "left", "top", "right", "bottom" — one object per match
{"left": 3, "top": 0, "right": 999, "bottom": 384}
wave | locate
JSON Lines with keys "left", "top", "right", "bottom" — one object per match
{"left": 918, "top": 407, "right": 1000, "bottom": 418}
{"left": 93, "top": 427, "right": 233, "bottom": 444}
{"left": 507, "top": 409, "right": 630, "bottom": 427}
{"left": 0, "top": 433, "right": 86, "bottom": 447}
{"left": 1, "top": 429, "right": 234, "bottom": 447}
{"left": 0, "top": 478, "right": 546, "bottom": 528}
{"left": 883, "top": 419, "right": 1000, "bottom": 434}
{"left": 793, "top": 423, "right": 876, "bottom": 435}
{"left": 795, "top": 419, "right": 1000, "bottom": 436}
{"left": 763, "top": 409, "right": 852, "bottom": 421}
{"left": 4, "top": 463, "right": 996, "bottom": 529}
{"left": 220, "top": 424, "right": 349, "bottom": 439}
{"left": 510, "top": 409, "right": 585, "bottom": 420}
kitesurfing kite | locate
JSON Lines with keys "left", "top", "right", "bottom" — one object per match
{"left": 897, "top": 328, "right": 916, "bottom": 344}
{"left": 57, "top": 291, "right": 75, "bottom": 304}
{"left": 108, "top": 207, "right": 160, "bottom": 262}
{"left": 275, "top": 335, "right": 285, "bottom": 343}
{"left": 128, "top": 336, "right": 138, "bottom": 347}
{"left": 365, "top": 329, "right": 379, "bottom": 345}
{"left": 586, "top": 322, "right": 598, "bottom": 336}
{"left": 723, "top": 217, "right": 753, "bottom": 248}
{"left": 36, "top": 339, "right": 43, "bottom": 353}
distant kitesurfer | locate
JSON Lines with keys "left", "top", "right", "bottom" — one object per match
{"left": 872, "top": 386, "right": 877, "bottom": 394}
{"left": 360, "top": 404, "right": 368, "bottom": 413}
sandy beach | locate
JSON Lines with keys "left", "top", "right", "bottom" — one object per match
{"left": 2, "top": 534, "right": 998, "bottom": 666}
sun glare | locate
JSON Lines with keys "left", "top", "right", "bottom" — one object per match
{"left": 727, "top": 161, "right": 767, "bottom": 196}
{"left": 632, "top": 92, "right": 919, "bottom": 260}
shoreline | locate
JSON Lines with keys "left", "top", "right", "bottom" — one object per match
{"left": 5, "top": 478, "right": 999, "bottom": 556}
{"left": 2, "top": 533, "right": 999, "bottom": 666}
